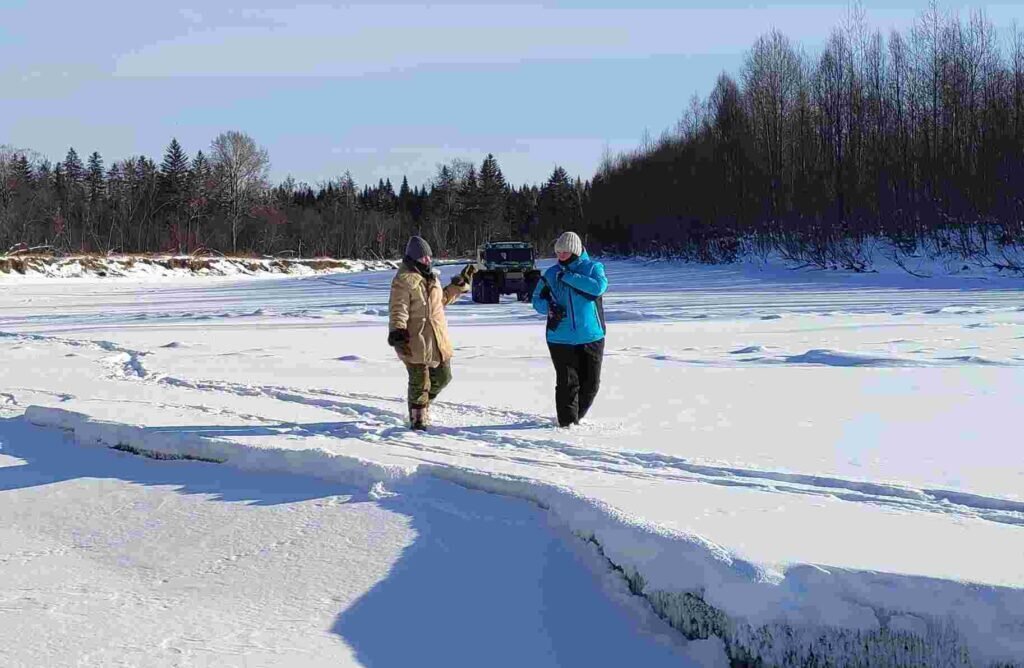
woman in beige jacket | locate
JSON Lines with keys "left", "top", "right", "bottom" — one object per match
{"left": 388, "top": 236, "right": 476, "bottom": 430}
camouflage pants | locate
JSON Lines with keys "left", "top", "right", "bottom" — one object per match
{"left": 405, "top": 362, "right": 452, "bottom": 409}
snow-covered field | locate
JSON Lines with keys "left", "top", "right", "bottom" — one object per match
{"left": 2, "top": 258, "right": 1023, "bottom": 666}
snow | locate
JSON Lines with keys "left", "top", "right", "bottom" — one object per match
{"left": 0, "top": 418, "right": 694, "bottom": 667}
{"left": 1, "top": 257, "right": 1023, "bottom": 665}
{"left": 0, "top": 254, "right": 397, "bottom": 283}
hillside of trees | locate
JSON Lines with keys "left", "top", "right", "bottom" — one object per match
{"left": 589, "top": 3, "right": 1024, "bottom": 270}
{"left": 3, "top": 3, "right": 1023, "bottom": 270}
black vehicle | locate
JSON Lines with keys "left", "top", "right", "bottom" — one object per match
{"left": 471, "top": 241, "right": 542, "bottom": 304}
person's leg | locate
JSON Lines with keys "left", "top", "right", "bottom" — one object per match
{"left": 405, "top": 363, "right": 431, "bottom": 428}
{"left": 547, "top": 342, "right": 580, "bottom": 427}
{"left": 424, "top": 362, "right": 452, "bottom": 426}
{"left": 577, "top": 339, "right": 605, "bottom": 422}
{"left": 427, "top": 362, "right": 452, "bottom": 402}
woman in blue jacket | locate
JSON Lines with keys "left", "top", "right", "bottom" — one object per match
{"left": 532, "top": 231, "right": 608, "bottom": 428}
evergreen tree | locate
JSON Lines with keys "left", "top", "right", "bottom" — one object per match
{"left": 186, "top": 151, "right": 213, "bottom": 249}
{"left": 458, "top": 164, "right": 481, "bottom": 249}
{"left": 35, "top": 160, "right": 52, "bottom": 188}
{"left": 537, "top": 166, "right": 579, "bottom": 241}
{"left": 159, "top": 139, "right": 190, "bottom": 203}
{"left": 63, "top": 148, "right": 84, "bottom": 187}
{"left": 190, "top": 150, "right": 212, "bottom": 199}
{"left": 87, "top": 152, "right": 105, "bottom": 203}
{"left": 479, "top": 153, "right": 508, "bottom": 240}
{"left": 382, "top": 178, "right": 396, "bottom": 213}
{"left": 13, "top": 155, "right": 33, "bottom": 189}
{"left": 398, "top": 175, "right": 412, "bottom": 217}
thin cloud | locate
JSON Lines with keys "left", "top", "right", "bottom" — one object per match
{"left": 113, "top": 4, "right": 917, "bottom": 78}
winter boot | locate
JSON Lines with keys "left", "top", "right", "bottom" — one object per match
{"left": 409, "top": 406, "right": 427, "bottom": 431}
{"left": 421, "top": 404, "right": 431, "bottom": 428}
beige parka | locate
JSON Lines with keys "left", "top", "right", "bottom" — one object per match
{"left": 388, "top": 262, "right": 469, "bottom": 367}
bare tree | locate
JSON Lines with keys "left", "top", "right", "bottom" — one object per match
{"left": 742, "top": 30, "right": 804, "bottom": 227}
{"left": 1013, "top": 23, "right": 1024, "bottom": 140}
{"left": 210, "top": 131, "right": 270, "bottom": 254}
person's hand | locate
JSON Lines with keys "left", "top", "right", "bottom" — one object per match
{"left": 388, "top": 329, "right": 410, "bottom": 356}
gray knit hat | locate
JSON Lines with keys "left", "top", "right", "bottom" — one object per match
{"left": 405, "top": 235, "right": 432, "bottom": 260}
{"left": 554, "top": 231, "right": 583, "bottom": 256}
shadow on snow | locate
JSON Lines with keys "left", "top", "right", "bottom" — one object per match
{"left": 0, "top": 415, "right": 694, "bottom": 668}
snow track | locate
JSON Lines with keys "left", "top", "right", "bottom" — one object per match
{"left": 0, "top": 331, "right": 151, "bottom": 379}
{"left": 71, "top": 367, "right": 1024, "bottom": 529}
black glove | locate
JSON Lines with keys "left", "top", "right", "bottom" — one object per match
{"left": 388, "top": 330, "right": 411, "bottom": 356}
{"left": 546, "top": 303, "right": 566, "bottom": 331}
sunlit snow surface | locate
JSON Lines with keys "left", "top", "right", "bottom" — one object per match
{"left": 2, "top": 258, "right": 1022, "bottom": 665}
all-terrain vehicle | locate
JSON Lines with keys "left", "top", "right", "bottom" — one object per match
{"left": 471, "top": 241, "right": 542, "bottom": 304}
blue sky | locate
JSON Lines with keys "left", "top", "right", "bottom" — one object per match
{"left": 2, "top": 1, "right": 1022, "bottom": 188}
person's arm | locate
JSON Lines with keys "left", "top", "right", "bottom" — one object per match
{"left": 442, "top": 281, "right": 468, "bottom": 305}
{"left": 531, "top": 275, "right": 551, "bottom": 315}
{"left": 388, "top": 277, "right": 412, "bottom": 354}
{"left": 442, "top": 265, "right": 474, "bottom": 306}
{"left": 560, "top": 262, "right": 607, "bottom": 297}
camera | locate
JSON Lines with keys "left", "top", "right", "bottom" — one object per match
{"left": 547, "top": 304, "right": 566, "bottom": 331}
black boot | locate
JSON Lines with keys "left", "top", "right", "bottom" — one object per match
{"left": 409, "top": 406, "right": 427, "bottom": 431}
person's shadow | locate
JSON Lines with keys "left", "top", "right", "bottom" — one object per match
{"left": 0, "top": 415, "right": 366, "bottom": 505}
{"left": 0, "top": 415, "right": 697, "bottom": 667}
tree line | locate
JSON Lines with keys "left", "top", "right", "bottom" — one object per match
{"left": 4, "top": 3, "right": 1021, "bottom": 268}
{"left": 0, "top": 131, "right": 588, "bottom": 259}
{"left": 588, "top": 2, "right": 1024, "bottom": 270}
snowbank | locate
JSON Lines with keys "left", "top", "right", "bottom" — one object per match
{"left": 0, "top": 255, "right": 398, "bottom": 281}
{"left": 25, "top": 406, "right": 1024, "bottom": 667}
{"left": 632, "top": 234, "right": 1024, "bottom": 285}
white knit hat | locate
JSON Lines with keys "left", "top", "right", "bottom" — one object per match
{"left": 554, "top": 231, "right": 583, "bottom": 256}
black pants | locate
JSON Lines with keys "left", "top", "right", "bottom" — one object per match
{"left": 547, "top": 339, "right": 604, "bottom": 427}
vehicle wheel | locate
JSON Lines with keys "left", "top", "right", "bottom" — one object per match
{"left": 524, "top": 272, "right": 541, "bottom": 299}
{"left": 485, "top": 281, "right": 501, "bottom": 304}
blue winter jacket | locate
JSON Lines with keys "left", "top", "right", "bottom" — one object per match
{"left": 531, "top": 250, "right": 608, "bottom": 345}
